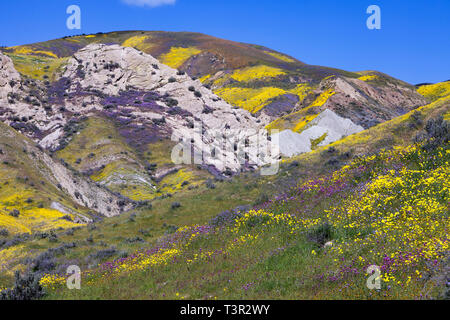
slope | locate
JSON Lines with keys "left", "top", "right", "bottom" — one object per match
{"left": 1, "top": 31, "right": 426, "bottom": 126}
{"left": 1, "top": 83, "right": 447, "bottom": 299}
{"left": 0, "top": 121, "right": 132, "bottom": 236}
{"left": 38, "top": 97, "right": 449, "bottom": 300}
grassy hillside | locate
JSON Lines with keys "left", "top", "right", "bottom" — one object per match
{"left": 54, "top": 115, "right": 210, "bottom": 201}
{"left": 41, "top": 140, "right": 449, "bottom": 300}
{"left": 0, "top": 122, "right": 89, "bottom": 236}
{"left": 0, "top": 29, "right": 446, "bottom": 298}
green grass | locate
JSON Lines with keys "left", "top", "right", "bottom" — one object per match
{"left": 1, "top": 93, "right": 448, "bottom": 300}
{"left": 43, "top": 136, "right": 448, "bottom": 300}
{"left": 0, "top": 122, "right": 90, "bottom": 233}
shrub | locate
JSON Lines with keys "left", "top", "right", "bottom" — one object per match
{"left": 244, "top": 215, "right": 271, "bottom": 230}
{"left": 128, "top": 212, "right": 137, "bottom": 222}
{"left": 86, "top": 235, "right": 94, "bottom": 243}
{"left": 209, "top": 207, "right": 246, "bottom": 228}
{"left": 165, "top": 98, "right": 178, "bottom": 107}
{"left": 164, "top": 225, "right": 178, "bottom": 234}
{"left": 152, "top": 117, "right": 166, "bottom": 125}
{"left": 124, "top": 236, "right": 145, "bottom": 244}
{"left": 181, "top": 181, "right": 190, "bottom": 187}
{"left": 253, "top": 193, "right": 269, "bottom": 206}
{"left": 31, "top": 251, "right": 57, "bottom": 273}
{"left": 86, "top": 248, "right": 117, "bottom": 263}
{"left": 307, "top": 222, "right": 333, "bottom": 246}
{"left": 139, "top": 229, "right": 152, "bottom": 237}
{"left": 9, "top": 209, "right": 20, "bottom": 218}
{"left": 64, "top": 228, "right": 75, "bottom": 236}
{"left": 60, "top": 215, "right": 73, "bottom": 222}
{"left": 103, "top": 62, "right": 120, "bottom": 71}
{"left": 325, "top": 157, "right": 341, "bottom": 168}
{"left": 48, "top": 232, "right": 58, "bottom": 243}
{"left": 415, "top": 116, "right": 449, "bottom": 150}
{"left": 409, "top": 111, "right": 423, "bottom": 129}
{"left": 205, "top": 179, "right": 216, "bottom": 189}
{"left": 171, "top": 202, "right": 181, "bottom": 210}
{"left": 168, "top": 77, "right": 177, "bottom": 83}
{"left": 0, "top": 228, "right": 9, "bottom": 237}
{"left": 135, "top": 200, "right": 152, "bottom": 209}
{"left": 202, "top": 105, "right": 214, "bottom": 114}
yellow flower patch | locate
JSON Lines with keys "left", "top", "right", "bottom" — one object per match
{"left": 309, "top": 89, "right": 336, "bottom": 107}
{"left": 9, "top": 46, "right": 58, "bottom": 58}
{"left": 7, "top": 54, "right": 69, "bottom": 81}
{"left": 324, "top": 145, "right": 449, "bottom": 286}
{"left": 199, "top": 74, "right": 212, "bottom": 83}
{"left": 289, "top": 83, "right": 313, "bottom": 102}
{"left": 160, "top": 47, "right": 202, "bottom": 69}
{"left": 231, "top": 65, "right": 286, "bottom": 82}
{"left": 264, "top": 51, "right": 295, "bottom": 63}
{"left": 0, "top": 213, "right": 31, "bottom": 234}
{"left": 0, "top": 208, "right": 81, "bottom": 235}
{"left": 216, "top": 87, "right": 287, "bottom": 113}
{"left": 417, "top": 81, "right": 450, "bottom": 102}
{"left": 265, "top": 112, "right": 318, "bottom": 133}
{"left": 358, "top": 74, "right": 379, "bottom": 82}
{"left": 0, "top": 246, "right": 28, "bottom": 278}
{"left": 293, "top": 114, "right": 319, "bottom": 133}
{"left": 121, "top": 35, "right": 154, "bottom": 52}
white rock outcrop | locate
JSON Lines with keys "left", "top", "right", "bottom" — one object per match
{"left": 271, "top": 129, "right": 312, "bottom": 157}
{"left": 273, "top": 109, "right": 363, "bottom": 157}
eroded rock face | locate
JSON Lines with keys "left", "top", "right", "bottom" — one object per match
{"left": 0, "top": 52, "right": 66, "bottom": 145}
{"left": 38, "top": 150, "right": 132, "bottom": 217}
{"left": 3, "top": 43, "right": 419, "bottom": 175}
{"left": 63, "top": 44, "right": 262, "bottom": 129}
{"left": 0, "top": 121, "right": 132, "bottom": 218}
{"left": 273, "top": 109, "right": 364, "bottom": 157}
{"left": 0, "top": 53, "right": 20, "bottom": 102}
{"left": 322, "top": 76, "right": 427, "bottom": 128}
{"left": 61, "top": 44, "right": 272, "bottom": 172}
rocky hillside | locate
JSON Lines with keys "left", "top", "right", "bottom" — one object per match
{"left": 0, "top": 120, "right": 132, "bottom": 234}
{"left": 0, "top": 31, "right": 434, "bottom": 232}
{"left": 1, "top": 31, "right": 426, "bottom": 126}
{"left": 2, "top": 83, "right": 446, "bottom": 300}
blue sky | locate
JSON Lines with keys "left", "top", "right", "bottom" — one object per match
{"left": 0, "top": 0, "right": 449, "bottom": 84}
